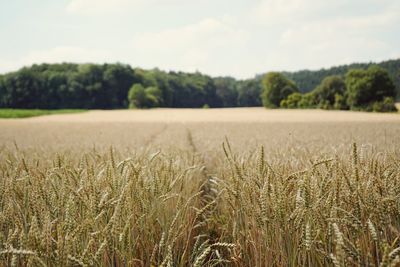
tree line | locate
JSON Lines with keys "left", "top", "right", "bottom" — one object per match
{"left": 0, "top": 63, "right": 261, "bottom": 109}
{"left": 276, "top": 59, "right": 400, "bottom": 94}
{"left": 0, "top": 59, "right": 398, "bottom": 111}
{"left": 263, "top": 66, "right": 397, "bottom": 112}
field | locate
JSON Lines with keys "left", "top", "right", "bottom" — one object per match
{"left": 1, "top": 108, "right": 400, "bottom": 266}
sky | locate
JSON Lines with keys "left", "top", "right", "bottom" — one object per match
{"left": 0, "top": 0, "right": 399, "bottom": 79}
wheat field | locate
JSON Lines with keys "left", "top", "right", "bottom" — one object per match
{"left": 1, "top": 108, "right": 400, "bottom": 266}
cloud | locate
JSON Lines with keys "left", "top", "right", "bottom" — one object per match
{"left": 66, "top": 0, "right": 140, "bottom": 15}
{"left": 66, "top": 0, "right": 187, "bottom": 15}
{"left": 246, "top": 0, "right": 400, "bottom": 71}
{"left": 249, "top": 0, "right": 338, "bottom": 25}
{"left": 249, "top": 0, "right": 399, "bottom": 26}
{"left": 0, "top": 46, "right": 112, "bottom": 73}
{"left": 1, "top": 0, "right": 398, "bottom": 77}
{"left": 129, "top": 18, "right": 249, "bottom": 76}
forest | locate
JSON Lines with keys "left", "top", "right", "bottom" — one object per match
{"left": 0, "top": 59, "right": 398, "bottom": 110}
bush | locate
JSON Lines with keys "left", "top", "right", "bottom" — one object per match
{"left": 313, "top": 75, "right": 346, "bottom": 106}
{"left": 280, "top": 99, "right": 288, "bottom": 108}
{"left": 345, "top": 66, "right": 396, "bottom": 110}
{"left": 280, "top": 92, "right": 302, "bottom": 108}
{"left": 333, "top": 94, "right": 348, "bottom": 110}
{"left": 261, "top": 72, "right": 299, "bottom": 108}
{"left": 298, "top": 93, "right": 316, "bottom": 108}
{"left": 371, "top": 97, "right": 397, "bottom": 112}
{"left": 128, "top": 84, "right": 162, "bottom": 108}
{"left": 317, "top": 100, "right": 331, "bottom": 110}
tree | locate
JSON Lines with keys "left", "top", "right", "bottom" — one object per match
{"left": 1, "top": 60, "right": 399, "bottom": 110}
{"left": 103, "top": 64, "right": 136, "bottom": 108}
{"left": 128, "top": 84, "right": 163, "bottom": 108}
{"left": 372, "top": 97, "right": 397, "bottom": 112}
{"left": 3, "top": 68, "right": 45, "bottom": 108}
{"left": 261, "top": 72, "right": 298, "bottom": 108}
{"left": 280, "top": 92, "right": 302, "bottom": 108}
{"left": 313, "top": 75, "right": 346, "bottom": 107}
{"left": 333, "top": 94, "right": 348, "bottom": 110}
{"left": 237, "top": 79, "right": 262, "bottom": 107}
{"left": 298, "top": 92, "right": 317, "bottom": 108}
{"left": 145, "top": 86, "right": 163, "bottom": 107}
{"left": 0, "top": 75, "right": 6, "bottom": 107}
{"left": 280, "top": 59, "right": 400, "bottom": 97}
{"left": 128, "top": 84, "right": 147, "bottom": 108}
{"left": 345, "top": 66, "right": 396, "bottom": 110}
{"left": 214, "top": 77, "right": 238, "bottom": 107}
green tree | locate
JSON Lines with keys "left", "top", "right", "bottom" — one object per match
{"left": 345, "top": 66, "right": 396, "bottom": 110}
{"left": 237, "top": 79, "right": 262, "bottom": 107}
{"left": 371, "top": 97, "right": 397, "bottom": 112}
{"left": 103, "top": 64, "right": 136, "bottom": 108}
{"left": 261, "top": 72, "right": 299, "bottom": 108}
{"left": 214, "top": 77, "right": 238, "bottom": 107}
{"left": 0, "top": 75, "right": 6, "bottom": 107}
{"left": 280, "top": 92, "right": 303, "bottom": 108}
{"left": 128, "top": 84, "right": 163, "bottom": 108}
{"left": 333, "top": 94, "right": 348, "bottom": 110}
{"left": 313, "top": 75, "right": 346, "bottom": 107}
{"left": 280, "top": 58, "right": 400, "bottom": 97}
{"left": 298, "top": 92, "right": 316, "bottom": 108}
{"left": 128, "top": 84, "right": 147, "bottom": 108}
{"left": 145, "top": 86, "right": 163, "bottom": 107}
{"left": 3, "top": 68, "right": 45, "bottom": 108}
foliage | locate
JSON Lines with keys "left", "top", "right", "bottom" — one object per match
{"left": 128, "top": 84, "right": 147, "bottom": 108}
{"left": 280, "top": 68, "right": 396, "bottom": 112}
{"left": 261, "top": 72, "right": 299, "bottom": 108}
{"left": 280, "top": 92, "right": 303, "bottom": 108}
{"left": 128, "top": 84, "right": 163, "bottom": 108}
{"left": 333, "top": 94, "right": 348, "bottom": 110}
{"left": 313, "top": 75, "right": 346, "bottom": 106}
{"left": 371, "top": 97, "right": 397, "bottom": 112}
{"left": 0, "top": 59, "right": 398, "bottom": 111}
{"left": 297, "top": 92, "right": 317, "bottom": 108}
{"left": 0, "top": 63, "right": 136, "bottom": 109}
{"left": 345, "top": 66, "right": 396, "bottom": 110}
{"left": 214, "top": 77, "right": 238, "bottom": 107}
{"left": 279, "top": 58, "right": 400, "bottom": 96}
{"left": 237, "top": 79, "right": 262, "bottom": 107}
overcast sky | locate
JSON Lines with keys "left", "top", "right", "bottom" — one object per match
{"left": 0, "top": 0, "right": 399, "bottom": 78}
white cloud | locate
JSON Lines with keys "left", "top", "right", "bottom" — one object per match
{"left": 249, "top": 0, "right": 336, "bottom": 25}
{"left": 1, "top": 0, "right": 398, "bottom": 77}
{"left": 0, "top": 46, "right": 112, "bottom": 73}
{"left": 66, "top": 0, "right": 139, "bottom": 15}
{"left": 129, "top": 18, "right": 249, "bottom": 76}
{"left": 246, "top": 0, "right": 400, "bottom": 72}
{"left": 66, "top": 0, "right": 187, "bottom": 15}
{"left": 249, "top": 0, "right": 399, "bottom": 26}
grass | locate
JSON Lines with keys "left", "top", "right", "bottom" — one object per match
{"left": 0, "top": 109, "right": 86, "bottom": 118}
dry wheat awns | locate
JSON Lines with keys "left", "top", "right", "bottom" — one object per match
{"left": 0, "top": 140, "right": 399, "bottom": 266}
{"left": 1, "top": 110, "right": 400, "bottom": 266}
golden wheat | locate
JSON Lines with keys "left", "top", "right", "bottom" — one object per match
{"left": 1, "top": 110, "right": 400, "bottom": 266}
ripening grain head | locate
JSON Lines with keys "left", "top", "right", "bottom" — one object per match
{"left": 1, "top": 109, "right": 400, "bottom": 266}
